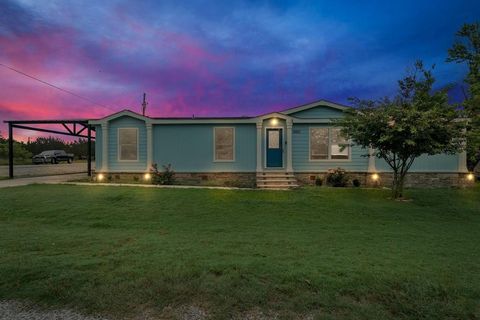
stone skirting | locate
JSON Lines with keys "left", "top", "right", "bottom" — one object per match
{"left": 93, "top": 172, "right": 257, "bottom": 188}
{"left": 295, "top": 172, "right": 475, "bottom": 188}
{"left": 93, "top": 171, "right": 474, "bottom": 188}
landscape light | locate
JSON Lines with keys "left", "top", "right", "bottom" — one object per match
{"left": 371, "top": 173, "right": 379, "bottom": 181}
{"left": 467, "top": 173, "right": 474, "bottom": 181}
{"left": 97, "top": 173, "right": 104, "bottom": 181}
{"left": 271, "top": 118, "right": 278, "bottom": 126}
{"left": 144, "top": 173, "right": 151, "bottom": 181}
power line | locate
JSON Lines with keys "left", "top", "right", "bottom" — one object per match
{"left": 0, "top": 62, "right": 116, "bottom": 112}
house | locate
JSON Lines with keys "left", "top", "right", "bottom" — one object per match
{"left": 88, "top": 99, "right": 472, "bottom": 188}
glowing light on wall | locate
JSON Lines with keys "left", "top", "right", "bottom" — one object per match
{"left": 371, "top": 173, "right": 379, "bottom": 181}
{"left": 270, "top": 118, "right": 278, "bottom": 126}
{"left": 97, "top": 173, "right": 104, "bottom": 181}
{"left": 466, "top": 173, "right": 474, "bottom": 181}
{"left": 144, "top": 173, "right": 151, "bottom": 181}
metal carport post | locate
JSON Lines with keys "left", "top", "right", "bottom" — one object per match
{"left": 4, "top": 119, "right": 95, "bottom": 179}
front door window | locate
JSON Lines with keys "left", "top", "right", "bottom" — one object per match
{"left": 268, "top": 130, "right": 280, "bottom": 149}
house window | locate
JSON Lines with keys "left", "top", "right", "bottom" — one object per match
{"left": 310, "top": 127, "right": 350, "bottom": 160}
{"left": 310, "top": 128, "right": 329, "bottom": 160}
{"left": 214, "top": 127, "right": 235, "bottom": 161}
{"left": 330, "top": 128, "right": 349, "bottom": 159}
{"left": 118, "top": 128, "right": 138, "bottom": 161}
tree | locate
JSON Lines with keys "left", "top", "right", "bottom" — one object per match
{"left": 0, "top": 131, "right": 33, "bottom": 162}
{"left": 336, "top": 61, "right": 465, "bottom": 199}
{"left": 25, "top": 136, "right": 66, "bottom": 156}
{"left": 447, "top": 22, "right": 480, "bottom": 170}
{"left": 23, "top": 136, "right": 94, "bottom": 160}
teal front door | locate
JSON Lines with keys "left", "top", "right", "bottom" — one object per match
{"left": 266, "top": 128, "right": 283, "bottom": 167}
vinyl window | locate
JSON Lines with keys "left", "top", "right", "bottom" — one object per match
{"left": 310, "top": 128, "right": 329, "bottom": 160}
{"left": 330, "top": 128, "right": 349, "bottom": 159}
{"left": 310, "top": 127, "right": 350, "bottom": 160}
{"left": 214, "top": 127, "right": 235, "bottom": 161}
{"left": 118, "top": 128, "right": 138, "bottom": 161}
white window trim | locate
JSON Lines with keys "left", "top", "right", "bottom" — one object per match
{"left": 213, "top": 127, "right": 235, "bottom": 162}
{"left": 117, "top": 127, "right": 139, "bottom": 162}
{"left": 309, "top": 127, "right": 351, "bottom": 162}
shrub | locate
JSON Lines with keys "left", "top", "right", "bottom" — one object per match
{"left": 326, "top": 168, "right": 349, "bottom": 187}
{"left": 151, "top": 163, "right": 176, "bottom": 185}
{"left": 315, "top": 177, "right": 323, "bottom": 186}
{"left": 352, "top": 179, "right": 361, "bottom": 187}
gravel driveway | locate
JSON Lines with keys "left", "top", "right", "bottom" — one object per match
{"left": 0, "top": 173, "right": 88, "bottom": 188}
{"left": 0, "top": 301, "right": 107, "bottom": 320}
{"left": 0, "top": 301, "right": 211, "bottom": 320}
{"left": 0, "top": 162, "right": 93, "bottom": 178}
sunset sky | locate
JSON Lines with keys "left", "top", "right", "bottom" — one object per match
{"left": 0, "top": 0, "right": 478, "bottom": 140}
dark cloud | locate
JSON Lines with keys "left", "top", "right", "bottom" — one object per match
{"left": 0, "top": 0, "right": 55, "bottom": 36}
{"left": 0, "top": 0, "right": 478, "bottom": 136}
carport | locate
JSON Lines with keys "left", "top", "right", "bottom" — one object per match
{"left": 4, "top": 119, "right": 95, "bottom": 179}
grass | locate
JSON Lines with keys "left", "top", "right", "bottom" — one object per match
{"left": 0, "top": 158, "right": 33, "bottom": 165}
{"left": 0, "top": 185, "right": 479, "bottom": 319}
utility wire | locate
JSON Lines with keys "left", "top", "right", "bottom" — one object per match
{"left": 0, "top": 62, "right": 116, "bottom": 112}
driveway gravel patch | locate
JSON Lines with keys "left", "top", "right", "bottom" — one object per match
{"left": 0, "top": 300, "right": 107, "bottom": 320}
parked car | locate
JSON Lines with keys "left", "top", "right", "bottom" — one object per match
{"left": 32, "top": 150, "right": 74, "bottom": 164}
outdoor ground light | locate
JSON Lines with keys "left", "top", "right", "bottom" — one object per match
{"left": 467, "top": 173, "right": 474, "bottom": 181}
{"left": 97, "top": 173, "right": 104, "bottom": 181}
{"left": 371, "top": 173, "right": 379, "bottom": 181}
{"left": 271, "top": 118, "right": 278, "bottom": 126}
{"left": 144, "top": 173, "right": 151, "bottom": 181}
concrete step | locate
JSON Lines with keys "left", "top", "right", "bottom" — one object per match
{"left": 257, "top": 174, "right": 295, "bottom": 178}
{"left": 257, "top": 172, "right": 294, "bottom": 175}
{"left": 257, "top": 184, "right": 299, "bottom": 189}
{"left": 256, "top": 171, "right": 299, "bottom": 189}
{"left": 257, "top": 175, "right": 295, "bottom": 179}
{"left": 257, "top": 179, "right": 296, "bottom": 184}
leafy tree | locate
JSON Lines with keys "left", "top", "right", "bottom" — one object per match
{"left": 0, "top": 131, "right": 33, "bottom": 162}
{"left": 25, "top": 136, "right": 94, "bottom": 159}
{"left": 447, "top": 22, "right": 480, "bottom": 169}
{"left": 336, "top": 62, "right": 465, "bottom": 199}
{"left": 25, "top": 136, "right": 66, "bottom": 155}
{"left": 68, "top": 138, "right": 95, "bottom": 159}
{"left": 0, "top": 132, "right": 94, "bottom": 163}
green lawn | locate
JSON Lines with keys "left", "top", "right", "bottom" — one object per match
{"left": 0, "top": 185, "right": 479, "bottom": 319}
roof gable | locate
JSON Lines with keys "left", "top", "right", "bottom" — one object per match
{"left": 281, "top": 99, "right": 349, "bottom": 116}
{"left": 89, "top": 109, "right": 150, "bottom": 124}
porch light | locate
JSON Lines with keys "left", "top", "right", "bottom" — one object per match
{"left": 271, "top": 118, "right": 279, "bottom": 126}
{"left": 97, "top": 173, "right": 104, "bottom": 181}
{"left": 371, "top": 173, "right": 379, "bottom": 181}
{"left": 144, "top": 173, "right": 151, "bottom": 181}
{"left": 467, "top": 173, "right": 474, "bottom": 181}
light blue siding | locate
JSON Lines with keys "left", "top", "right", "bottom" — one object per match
{"left": 376, "top": 154, "right": 459, "bottom": 172}
{"left": 108, "top": 116, "right": 147, "bottom": 172}
{"left": 153, "top": 124, "right": 256, "bottom": 172}
{"left": 94, "top": 125, "right": 102, "bottom": 170}
{"left": 289, "top": 106, "right": 344, "bottom": 118}
{"left": 91, "top": 111, "right": 463, "bottom": 174}
{"left": 291, "top": 124, "right": 369, "bottom": 172}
